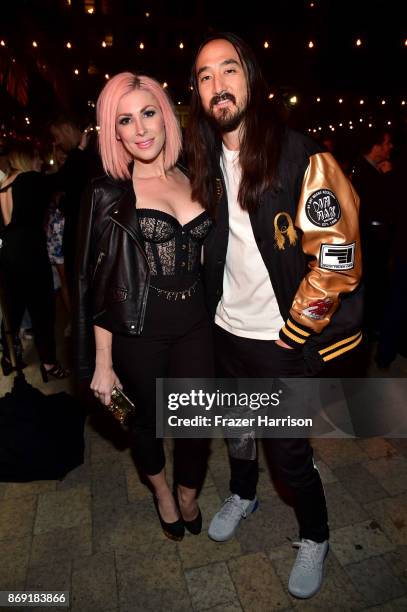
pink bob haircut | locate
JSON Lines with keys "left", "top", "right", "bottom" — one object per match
{"left": 96, "top": 72, "right": 182, "bottom": 180}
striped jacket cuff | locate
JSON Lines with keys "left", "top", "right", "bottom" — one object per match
{"left": 279, "top": 315, "right": 314, "bottom": 349}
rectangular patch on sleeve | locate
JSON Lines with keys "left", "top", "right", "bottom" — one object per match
{"left": 319, "top": 242, "right": 355, "bottom": 270}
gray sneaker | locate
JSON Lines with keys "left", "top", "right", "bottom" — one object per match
{"left": 208, "top": 494, "right": 258, "bottom": 542}
{"left": 288, "top": 539, "right": 329, "bottom": 599}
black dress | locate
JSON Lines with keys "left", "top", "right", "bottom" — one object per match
{"left": 112, "top": 208, "right": 214, "bottom": 485}
{"left": 0, "top": 172, "right": 56, "bottom": 364}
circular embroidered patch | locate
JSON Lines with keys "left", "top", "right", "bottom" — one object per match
{"left": 305, "top": 189, "right": 341, "bottom": 227}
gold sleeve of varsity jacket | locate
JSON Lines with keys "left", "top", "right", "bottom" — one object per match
{"left": 289, "top": 151, "right": 362, "bottom": 336}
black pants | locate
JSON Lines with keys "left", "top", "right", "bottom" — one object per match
{"left": 112, "top": 280, "right": 214, "bottom": 489}
{"left": 214, "top": 325, "right": 329, "bottom": 543}
{"left": 1, "top": 250, "right": 57, "bottom": 364}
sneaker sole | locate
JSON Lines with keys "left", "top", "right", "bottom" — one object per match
{"left": 207, "top": 499, "right": 259, "bottom": 542}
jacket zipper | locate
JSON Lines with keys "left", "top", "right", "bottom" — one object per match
{"left": 110, "top": 217, "right": 150, "bottom": 334}
{"left": 92, "top": 251, "right": 105, "bottom": 280}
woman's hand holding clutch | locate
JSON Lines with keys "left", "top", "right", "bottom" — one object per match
{"left": 90, "top": 364, "right": 123, "bottom": 406}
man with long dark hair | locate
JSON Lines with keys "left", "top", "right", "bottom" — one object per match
{"left": 186, "top": 33, "right": 363, "bottom": 599}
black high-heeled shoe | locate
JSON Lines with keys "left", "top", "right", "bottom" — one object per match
{"left": 153, "top": 496, "right": 185, "bottom": 541}
{"left": 1, "top": 355, "right": 27, "bottom": 376}
{"left": 175, "top": 491, "right": 202, "bottom": 535}
{"left": 40, "top": 363, "right": 71, "bottom": 383}
{"left": 182, "top": 507, "right": 202, "bottom": 535}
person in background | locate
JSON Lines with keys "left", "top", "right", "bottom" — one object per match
{"left": 0, "top": 143, "right": 69, "bottom": 380}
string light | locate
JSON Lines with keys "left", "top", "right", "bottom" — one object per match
{"left": 87, "top": 7, "right": 94, "bottom": 14}
{"left": 404, "top": 39, "right": 407, "bottom": 47}
{"left": 268, "top": 93, "right": 274, "bottom": 99}
{"left": 139, "top": 42, "right": 145, "bottom": 49}
{"left": 316, "top": 97, "right": 321, "bottom": 102}
{"left": 177, "top": 101, "right": 181, "bottom": 105}
{"left": 289, "top": 95, "right": 298, "bottom": 105}
{"left": 74, "top": 68, "right": 79, "bottom": 75}
{"left": 355, "top": 38, "right": 362, "bottom": 47}
{"left": 308, "top": 40, "right": 315, "bottom": 49}
{"left": 102, "top": 41, "right": 107, "bottom": 48}
{"left": 359, "top": 99, "right": 364, "bottom": 105}
{"left": 368, "top": 123, "right": 373, "bottom": 128}
{"left": 32, "top": 41, "right": 38, "bottom": 48}
{"left": 66, "top": 42, "right": 72, "bottom": 49}
{"left": 145, "top": 12, "right": 150, "bottom": 17}
{"left": 338, "top": 98, "right": 343, "bottom": 104}
{"left": 387, "top": 120, "right": 392, "bottom": 125}
{"left": 402, "top": 100, "right": 406, "bottom": 106}
{"left": 179, "top": 42, "right": 184, "bottom": 49}
{"left": 162, "top": 82, "right": 168, "bottom": 88}
{"left": 381, "top": 99, "right": 386, "bottom": 105}
{"left": 105, "top": 73, "right": 109, "bottom": 79}
{"left": 264, "top": 41, "right": 269, "bottom": 49}
{"left": 0, "top": 40, "right": 6, "bottom": 47}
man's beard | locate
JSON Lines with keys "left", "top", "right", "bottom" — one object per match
{"left": 206, "top": 92, "right": 246, "bottom": 133}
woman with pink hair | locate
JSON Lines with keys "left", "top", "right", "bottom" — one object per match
{"left": 77, "top": 73, "right": 213, "bottom": 541}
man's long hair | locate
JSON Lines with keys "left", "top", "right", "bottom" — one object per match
{"left": 186, "top": 32, "right": 285, "bottom": 215}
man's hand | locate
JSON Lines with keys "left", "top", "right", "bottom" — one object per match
{"left": 275, "top": 339, "right": 293, "bottom": 349}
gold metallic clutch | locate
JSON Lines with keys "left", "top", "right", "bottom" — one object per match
{"left": 106, "top": 385, "right": 136, "bottom": 425}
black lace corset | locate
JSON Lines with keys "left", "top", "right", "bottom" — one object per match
{"left": 137, "top": 209, "right": 212, "bottom": 276}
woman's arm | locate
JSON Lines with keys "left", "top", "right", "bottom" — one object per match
{"left": 90, "top": 325, "right": 122, "bottom": 406}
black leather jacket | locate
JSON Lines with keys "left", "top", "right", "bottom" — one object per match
{"left": 76, "top": 173, "right": 150, "bottom": 380}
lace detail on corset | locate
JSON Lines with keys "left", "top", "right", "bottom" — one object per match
{"left": 137, "top": 208, "right": 212, "bottom": 276}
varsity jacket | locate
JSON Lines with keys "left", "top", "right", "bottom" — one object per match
{"left": 203, "top": 129, "right": 363, "bottom": 374}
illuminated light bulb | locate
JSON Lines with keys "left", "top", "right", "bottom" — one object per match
{"left": 338, "top": 98, "right": 343, "bottom": 104}
{"left": 74, "top": 69, "right": 79, "bottom": 75}
{"left": 312, "top": 128, "right": 317, "bottom": 133}
{"left": 316, "top": 97, "right": 321, "bottom": 102}
{"left": 356, "top": 38, "right": 362, "bottom": 47}
{"left": 359, "top": 118, "right": 363, "bottom": 122}
{"left": 179, "top": 42, "right": 184, "bottom": 49}
{"left": 402, "top": 100, "right": 406, "bottom": 106}
{"left": 105, "top": 73, "right": 109, "bottom": 79}
{"left": 102, "top": 41, "right": 107, "bottom": 48}
{"left": 264, "top": 41, "right": 269, "bottom": 49}
{"left": 404, "top": 39, "right": 407, "bottom": 47}
{"left": 66, "top": 42, "right": 72, "bottom": 49}
{"left": 349, "top": 125, "right": 354, "bottom": 130}
{"left": 387, "top": 121, "right": 392, "bottom": 125}
{"left": 87, "top": 7, "right": 94, "bottom": 14}
{"left": 268, "top": 93, "right": 274, "bottom": 99}
{"left": 308, "top": 128, "right": 311, "bottom": 132}
{"left": 289, "top": 95, "right": 298, "bottom": 105}
{"left": 318, "top": 126, "right": 322, "bottom": 131}
{"left": 189, "top": 85, "right": 193, "bottom": 91}
{"left": 163, "top": 82, "right": 168, "bottom": 88}
{"left": 49, "top": 159, "right": 54, "bottom": 165}
{"left": 308, "top": 40, "right": 315, "bottom": 49}
{"left": 349, "top": 120, "right": 353, "bottom": 124}
{"left": 359, "top": 99, "right": 364, "bottom": 105}
{"left": 139, "top": 42, "right": 144, "bottom": 49}
{"left": 381, "top": 99, "right": 386, "bottom": 105}
{"left": 331, "top": 127, "right": 335, "bottom": 131}
{"left": 368, "top": 123, "right": 373, "bottom": 128}
{"left": 145, "top": 12, "right": 150, "bottom": 17}
{"left": 32, "top": 41, "right": 38, "bottom": 48}
{"left": 177, "top": 101, "right": 181, "bottom": 105}
{"left": 339, "top": 123, "right": 343, "bottom": 127}
{"left": 0, "top": 40, "right": 6, "bottom": 47}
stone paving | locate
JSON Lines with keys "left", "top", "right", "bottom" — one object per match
{"left": 1, "top": 336, "right": 407, "bottom": 612}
